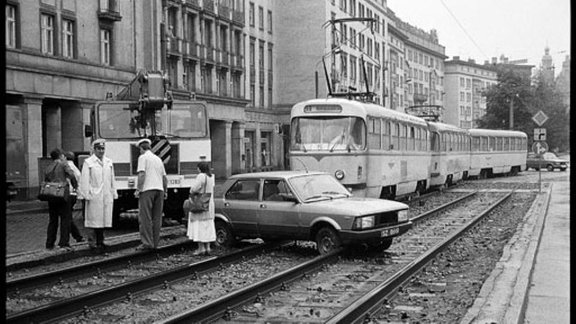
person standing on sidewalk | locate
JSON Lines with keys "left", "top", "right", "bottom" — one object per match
{"left": 78, "top": 139, "right": 118, "bottom": 253}
{"left": 44, "top": 148, "right": 78, "bottom": 251}
{"left": 63, "top": 151, "right": 84, "bottom": 243}
{"left": 134, "top": 138, "right": 167, "bottom": 250}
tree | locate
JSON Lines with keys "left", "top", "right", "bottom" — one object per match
{"left": 477, "top": 69, "right": 570, "bottom": 152}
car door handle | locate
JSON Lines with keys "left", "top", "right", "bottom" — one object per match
{"left": 260, "top": 204, "right": 266, "bottom": 209}
{"left": 224, "top": 202, "right": 230, "bottom": 207}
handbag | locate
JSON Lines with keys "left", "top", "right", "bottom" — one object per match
{"left": 38, "top": 164, "right": 70, "bottom": 202}
{"left": 187, "top": 175, "right": 211, "bottom": 213}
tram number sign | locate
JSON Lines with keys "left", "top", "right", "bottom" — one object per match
{"left": 532, "top": 141, "right": 548, "bottom": 155}
{"left": 533, "top": 128, "right": 546, "bottom": 141}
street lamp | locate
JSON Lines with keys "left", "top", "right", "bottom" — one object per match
{"left": 509, "top": 93, "right": 519, "bottom": 129}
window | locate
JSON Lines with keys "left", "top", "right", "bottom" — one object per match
{"left": 250, "top": 84, "right": 255, "bottom": 106}
{"left": 225, "top": 179, "right": 260, "bottom": 201}
{"left": 267, "top": 10, "right": 272, "bottom": 33}
{"left": 258, "top": 6, "right": 263, "bottom": 30}
{"left": 62, "top": 19, "right": 75, "bottom": 58}
{"left": 6, "top": 4, "right": 17, "bottom": 48}
{"left": 41, "top": 14, "right": 55, "bottom": 55}
{"left": 249, "top": 2, "right": 254, "bottom": 27}
{"left": 100, "top": 29, "right": 111, "bottom": 65}
{"left": 259, "top": 85, "right": 264, "bottom": 107}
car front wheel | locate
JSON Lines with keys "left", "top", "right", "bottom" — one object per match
{"left": 215, "top": 220, "right": 237, "bottom": 247}
{"left": 315, "top": 227, "right": 342, "bottom": 255}
{"left": 547, "top": 165, "right": 555, "bottom": 172}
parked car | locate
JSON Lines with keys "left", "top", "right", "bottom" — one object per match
{"left": 526, "top": 152, "right": 569, "bottom": 171}
{"left": 213, "top": 170, "right": 411, "bottom": 254}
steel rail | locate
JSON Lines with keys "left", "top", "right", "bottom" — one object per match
{"left": 326, "top": 192, "right": 513, "bottom": 324}
{"left": 158, "top": 248, "right": 343, "bottom": 324}
{"left": 411, "top": 190, "right": 477, "bottom": 223}
{"left": 6, "top": 240, "right": 197, "bottom": 291}
{"left": 6, "top": 242, "right": 285, "bottom": 324}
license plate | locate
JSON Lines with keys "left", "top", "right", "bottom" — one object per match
{"left": 381, "top": 227, "right": 400, "bottom": 237}
{"left": 168, "top": 177, "right": 182, "bottom": 186}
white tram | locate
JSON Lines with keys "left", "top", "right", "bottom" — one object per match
{"left": 428, "top": 121, "right": 470, "bottom": 188}
{"left": 468, "top": 128, "right": 527, "bottom": 178}
{"left": 290, "top": 98, "right": 431, "bottom": 200}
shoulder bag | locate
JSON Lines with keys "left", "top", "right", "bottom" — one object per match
{"left": 38, "top": 163, "right": 70, "bottom": 203}
{"left": 186, "top": 175, "right": 211, "bottom": 213}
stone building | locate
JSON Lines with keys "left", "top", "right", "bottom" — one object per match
{"left": 443, "top": 57, "right": 498, "bottom": 129}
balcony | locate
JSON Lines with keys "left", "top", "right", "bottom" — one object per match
{"left": 232, "top": 10, "right": 245, "bottom": 25}
{"left": 413, "top": 93, "right": 428, "bottom": 103}
{"left": 219, "top": 50, "right": 229, "bottom": 65}
{"left": 204, "top": 0, "right": 215, "bottom": 14}
{"left": 185, "top": 0, "right": 200, "bottom": 9}
{"left": 205, "top": 46, "right": 215, "bottom": 62}
{"left": 184, "top": 41, "right": 199, "bottom": 58}
{"left": 218, "top": 4, "right": 230, "bottom": 20}
{"left": 98, "top": 0, "right": 122, "bottom": 22}
{"left": 166, "top": 36, "right": 181, "bottom": 55}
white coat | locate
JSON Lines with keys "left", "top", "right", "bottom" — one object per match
{"left": 78, "top": 154, "right": 118, "bottom": 228}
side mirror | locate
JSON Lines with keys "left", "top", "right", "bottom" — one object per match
{"left": 84, "top": 125, "right": 93, "bottom": 137}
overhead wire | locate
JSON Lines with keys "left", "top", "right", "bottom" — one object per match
{"left": 439, "top": 0, "right": 489, "bottom": 60}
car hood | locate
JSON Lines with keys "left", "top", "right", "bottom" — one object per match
{"left": 305, "top": 197, "right": 408, "bottom": 215}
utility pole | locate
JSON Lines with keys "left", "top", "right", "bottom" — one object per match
{"left": 509, "top": 95, "right": 514, "bottom": 129}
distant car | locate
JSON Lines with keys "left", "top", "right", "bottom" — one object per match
{"left": 214, "top": 171, "right": 411, "bottom": 254}
{"left": 526, "top": 152, "right": 569, "bottom": 171}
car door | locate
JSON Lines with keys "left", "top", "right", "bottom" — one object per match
{"left": 257, "top": 179, "right": 303, "bottom": 239}
{"left": 221, "top": 178, "right": 261, "bottom": 237}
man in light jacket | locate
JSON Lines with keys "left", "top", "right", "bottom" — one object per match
{"left": 78, "top": 139, "right": 118, "bottom": 252}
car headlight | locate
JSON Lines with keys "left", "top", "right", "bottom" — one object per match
{"left": 335, "top": 170, "right": 345, "bottom": 180}
{"left": 397, "top": 209, "right": 409, "bottom": 222}
{"left": 354, "top": 215, "right": 374, "bottom": 229}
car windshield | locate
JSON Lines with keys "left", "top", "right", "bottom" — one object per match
{"left": 542, "top": 153, "right": 558, "bottom": 159}
{"left": 288, "top": 174, "right": 350, "bottom": 202}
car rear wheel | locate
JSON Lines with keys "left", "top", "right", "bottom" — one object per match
{"left": 215, "top": 220, "right": 237, "bottom": 247}
{"left": 546, "top": 165, "right": 554, "bottom": 172}
{"left": 315, "top": 227, "right": 341, "bottom": 255}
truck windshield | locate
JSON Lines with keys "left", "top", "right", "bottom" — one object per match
{"left": 97, "top": 102, "right": 208, "bottom": 139}
{"left": 290, "top": 116, "right": 365, "bottom": 151}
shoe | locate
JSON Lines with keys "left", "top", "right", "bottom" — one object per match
{"left": 59, "top": 245, "right": 73, "bottom": 251}
{"left": 75, "top": 237, "right": 85, "bottom": 243}
{"left": 192, "top": 249, "right": 205, "bottom": 256}
{"left": 136, "top": 245, "right": 154, "bottom": 251}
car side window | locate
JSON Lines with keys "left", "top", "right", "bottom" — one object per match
{"left": 225, "top": 179, "right": 260, "bottom": 201}
{"left": 263, "top": 180, "right": 293, "bottom": 201}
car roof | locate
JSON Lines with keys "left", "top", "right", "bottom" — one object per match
{"left": 228, "top": 170, "right": 328, "bottom": 180}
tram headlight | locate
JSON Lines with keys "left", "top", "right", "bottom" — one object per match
{"left": 354, "top": 215, "right": 374, "bottom": 229}
{"left": 398, "top": 209, "right": 409, "bottom": 222}
{"left": 335, "top": 170, "right": 345, "bottom": 180}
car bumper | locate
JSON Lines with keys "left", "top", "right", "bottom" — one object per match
{"left": 339, "top": 221, "right": 412, "bottom": 245}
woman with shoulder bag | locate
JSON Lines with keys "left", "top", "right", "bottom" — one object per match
{"left": 43, "top": 148, "right": 78, "bottom": 250}
{"left": 186, "top": 162, "right": 216, "bottom": 255}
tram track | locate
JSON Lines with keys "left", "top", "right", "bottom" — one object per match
{"left": 6, "top": 189, "right": 515, "bottom": 324}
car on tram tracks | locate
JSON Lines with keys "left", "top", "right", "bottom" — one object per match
{"left": 526, "top": 152, "right": 569, "bottom": 171}
{"left": 213, "top": 170, "right": 411, "bottom": 255}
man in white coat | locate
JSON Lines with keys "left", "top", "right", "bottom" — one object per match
{"left": 78, "top": 139, "right": 118, "bottom": 252}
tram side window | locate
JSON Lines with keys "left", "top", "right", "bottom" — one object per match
{"left": 496, "top": 137, "right": 503, "bottom": 151}
{"left": 472, "top": 137, "right": 480, "bottom": 151}
{"left": 431, "top": 133, "right": 440, "bottom": 152}
{"left": 408, "top": 126, "right": 415, "bottom": 151}
{"left": 503, "top": 137, "right": 509, "bottom": 151}
{"left": 391, "top": 122, "right": 399, "bottom": 150}
{"left": 399, "top": 124, "right": 407, "bottom": 150}
{"left": 382, "top": 120, "right": 390, "bottom": 150}
{"left": 368, "top": 117, "right": 381, "bottom": 149}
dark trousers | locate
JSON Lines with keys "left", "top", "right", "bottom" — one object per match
{"left": 46, "top": 198, "right": 73, "bottom": 248}
{"left": 69, "top": 196, "right": 83, "bottom": 241}
{"left": 138, "top": 190, "right": 164, "bottom": 248}
{"left": 86, "top": 228, "right": 105, "bottom": 247}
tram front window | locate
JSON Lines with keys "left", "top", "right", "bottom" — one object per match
{"left": 291, "top": 117, "right": 365, "bottom": 151}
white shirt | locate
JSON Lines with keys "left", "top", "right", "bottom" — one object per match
{"left": 137, "top": 150, "right": 166, "bottom": 192}
{"left": 67, "top": 160, "right": 81, "bottom": 195}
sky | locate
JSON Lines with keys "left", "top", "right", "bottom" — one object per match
{"left": 387, "top": 0, "right": 571, "bottom": 75}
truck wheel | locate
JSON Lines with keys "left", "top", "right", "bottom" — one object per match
{"left": 546, "top": 165, "right": 554, "bottom": 172}
{"left": 315, "top": 227, "right": 341, "bottom": 255}
{"left": 215, "top": 220, "right": 237, "bottom": 247}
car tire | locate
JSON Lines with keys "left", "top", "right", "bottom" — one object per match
{"left": 546, "top": 165, "right": 554, "bottom": 172}
{"left": 315, "top": 227, "right": 341, "bottom": 255}
{"left": 560, "top": 167, "right": 567, "bottom": 171}
{"left": 215, "top": 220, "right": 237, "bottom": 247}
{"left": 375, "top": 238, "right": 393, "bottom": 251}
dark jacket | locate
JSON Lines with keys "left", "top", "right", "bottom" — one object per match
{"left": 44, "top": 160, "right": 78, "bottom": 189}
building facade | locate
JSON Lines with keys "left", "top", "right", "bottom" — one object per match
{"left": 555, "top": 55, "right": 570, "bottom": 112}
{"left": 444, "top": 57, "right": 498, "bottom": 128}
